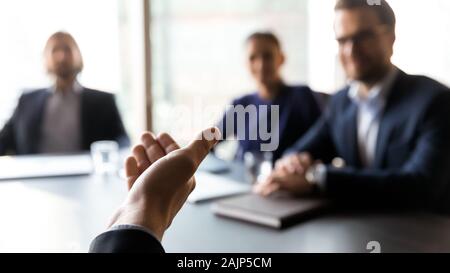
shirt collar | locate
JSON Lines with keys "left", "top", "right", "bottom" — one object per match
{"left": 348, "top": 66, "right": 399, "bottom": 106}
{"left": 50, "top": 80, "right": 84, "bottom": 94}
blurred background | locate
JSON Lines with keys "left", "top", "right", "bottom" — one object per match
{"left": 1, "top": 0, "right": 450, "bottom": 144}
{"left": 1, "top": 0, "right": 450, "bottom": 253}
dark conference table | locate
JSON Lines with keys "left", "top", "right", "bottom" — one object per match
{"left": 0, "top": 154, "right": 449, "bottom": 253}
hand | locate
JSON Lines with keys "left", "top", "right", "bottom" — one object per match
{"left": 274, "top": 152, "right": 313, "bottom": 175}
{"left": 253, "top": 170, "right": 314, "bottom": 197}
{"left": 125, "top": 131, "right": 180, "bottom": 191}
{"left": 108, "top": 127, "right": 220, "bottom": 241}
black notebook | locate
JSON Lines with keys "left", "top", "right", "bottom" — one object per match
{"left": 212, "top": 192, "right": 330, "bottom": 229}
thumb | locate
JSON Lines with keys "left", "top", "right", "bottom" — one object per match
{"left": 184, "top": 127, "right": 221, "bottom": 167}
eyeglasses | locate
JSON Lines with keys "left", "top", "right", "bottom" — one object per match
{"left": 336, "top": 25, "right": 392, "bottom": 47}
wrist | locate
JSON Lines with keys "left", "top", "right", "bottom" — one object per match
{"left": 305, "top": 163, "right": 327, "bottom": 192}
{"left": 111, "top": 203, "right": 166, "bottom": 241}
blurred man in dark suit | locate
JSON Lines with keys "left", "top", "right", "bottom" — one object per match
{"left": 0, "top": 32, "right": 129, "bottom": 155}
{"left": 255, "top": 0, "right": 450, "bottom": 212}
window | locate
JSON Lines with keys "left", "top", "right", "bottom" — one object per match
{"left": 150, "top": 0, "right": 310, "bottom": 145}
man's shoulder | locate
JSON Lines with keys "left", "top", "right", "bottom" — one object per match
{"left": 80, "top": 88, "right": 118, "bottom": 109}
{"left": 15, "top": 88, "right": 51, "bottom": 109}
{"left": 82, "top": 88, "right": 115, "bottom": 100}
{"left": 328, "top": 72, "right": 450, "bottom": 105}
{"left": 20, "top": 87, "right": 116, "bottom": 100}
{"left": 401, "top": 73, "right": 449, "bottom": 96}
{"left": 385, "top": 72, "right": 449, "bottom": 111}
{"left": 20, "top": 88, "right": 49, "bottom": 99}
{"left": 326, "top": 86, "right": 352, "bottom": 110}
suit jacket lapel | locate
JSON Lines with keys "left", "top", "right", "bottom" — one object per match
{"left": 80, "top": 88, "right": 89, "bottom": 149}
{"left": 341, "top": 100, "right": 362, "bottom": 167}
{"left": 373, "top": 110, "right": 394, "bottom": 168}
{"left": 29, "top": 90, "right": 51, "bottom": 153}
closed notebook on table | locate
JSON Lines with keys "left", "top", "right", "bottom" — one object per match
{"left": 212, "top": 192, "right": 330, "bottom": 229}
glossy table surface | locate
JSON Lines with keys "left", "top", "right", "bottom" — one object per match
{"left": 0, "top": 154, "right": 449, "bottom": 253}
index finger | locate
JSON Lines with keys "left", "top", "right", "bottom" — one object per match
{"left": 185, "top": 127, "right": 221, "bottom": 167}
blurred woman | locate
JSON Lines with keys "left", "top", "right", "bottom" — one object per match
{"left": 217, "top": 32, "right": 322, "bottom": 162}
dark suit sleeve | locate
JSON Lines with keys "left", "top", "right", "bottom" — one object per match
{"left": 0, "top": 96, "right": 23, "bottom": 155}
{"left": 0, "top": 118, "right": 16, "bottom": 155}
{"left": 323, "top": 92, "right": 450, "bottom": 210}
{"left": 284, "top": 106, "right": 337, "bottom": 164}
{"left": 89, "top": 229, "right": 165, "bottom": 253}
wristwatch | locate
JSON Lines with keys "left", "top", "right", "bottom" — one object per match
{"left": 305, "top": 163, "right": 327, "bottom": 191}
{"left": 305, "top": 157, "right": 346, "bottom": 191}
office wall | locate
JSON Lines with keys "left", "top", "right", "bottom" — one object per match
{"left": 0, "top": 0, "right": 146, "bottom": 142}
{"left": 151, "top": 0, "right": 309, "bottom": 144}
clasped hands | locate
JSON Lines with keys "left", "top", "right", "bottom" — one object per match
{"left": 253, "top": 152, "right": 318, "bottom": 197}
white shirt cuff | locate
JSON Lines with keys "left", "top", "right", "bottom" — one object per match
{"left": 109, "top": 224, "right": 159, "bottom": 241}
{"left": 314, "top": 163, "right": 327, "bottom": 192}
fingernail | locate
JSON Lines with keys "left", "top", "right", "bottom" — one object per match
{"left": 157, "top": 133, "right": 170, "bottom": 146}
{"left": 202, "top": 127, "right": 221, "bottom": 142}
{"left": 141, "top": 134, "right": 152, "bottom": 147}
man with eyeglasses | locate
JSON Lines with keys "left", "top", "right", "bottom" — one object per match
{"left": 255, "top": 0, "right": 450, "bottom": 213}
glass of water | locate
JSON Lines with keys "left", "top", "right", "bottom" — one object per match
{"left": 90, "top": 141, "right": 119, "bottom": 175}
{"left": 244, "top": 151, "right": 273, "bottom": 184}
